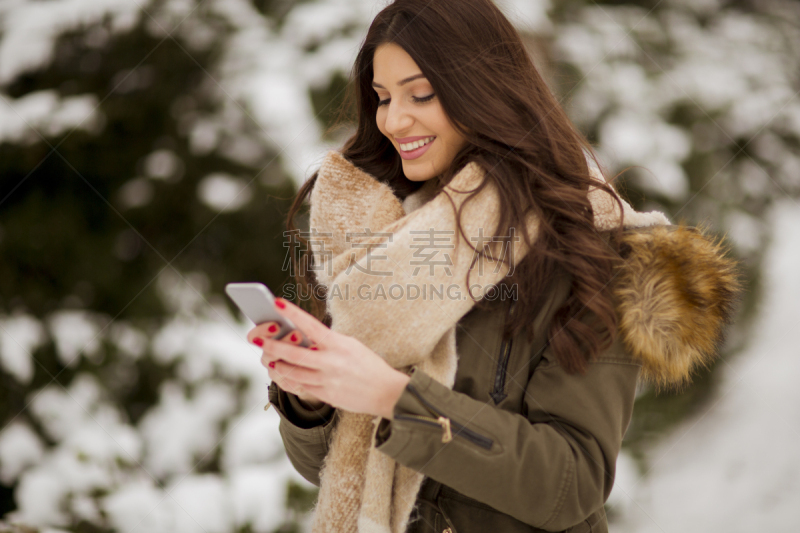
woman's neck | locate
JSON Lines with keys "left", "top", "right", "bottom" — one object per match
{"left": 402, "top": 178, "right": 440, "bottom": 215}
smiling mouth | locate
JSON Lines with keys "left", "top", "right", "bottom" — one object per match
{"left": 399, "top": 136, "right": 436, "bottom": 152}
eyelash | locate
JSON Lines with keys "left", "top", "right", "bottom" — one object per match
{"left": 377, "top": 93, "right": 436, "bottom": 107}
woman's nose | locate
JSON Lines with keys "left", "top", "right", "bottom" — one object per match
{"left": 383, "top": 101, "right": 414, "bottom": 135}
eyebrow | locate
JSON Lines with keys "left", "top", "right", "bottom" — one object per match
{"left": 371, "top": 73, "right": 427, "bottom": 89}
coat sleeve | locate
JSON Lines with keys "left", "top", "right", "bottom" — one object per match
{"left": 267, "top": 381, "right": 338, "bottom": 487}
{"left": 373, "top": 339, "right": 642, "bottom": 531}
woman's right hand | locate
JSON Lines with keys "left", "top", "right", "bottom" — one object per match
{"left": 247, "top": 321, "right": 325, "bottom": 408}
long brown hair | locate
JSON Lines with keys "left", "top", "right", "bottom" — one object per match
{"left": 286, "top": 0, "right": 625, "bottom": 374}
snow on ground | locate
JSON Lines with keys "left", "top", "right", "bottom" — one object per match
{"left": 610, "top": 198, "right": 800, "bottom": 532}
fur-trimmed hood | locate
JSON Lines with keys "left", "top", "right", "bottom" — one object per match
{"left": 613, "top": 225, "right": 741, "bottom": 392}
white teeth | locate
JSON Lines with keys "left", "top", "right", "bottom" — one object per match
{"left": 399, "top": 136, "right": 435, "bottom": 152}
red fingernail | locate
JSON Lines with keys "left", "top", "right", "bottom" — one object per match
{"left": 310, "top": 346, "right": 319, "bottom": 351}
{"left": 275, "top": 299, "right": 286, "bottom": 309}
{"left": 290, "top": 333, "right": 298, "bottom": 343}
{"left": 253, "top": 337, "right": 264, "bottom": 347}
{"left": 268, "top": 361, "right": 275, "bottom": 368}
{"left": 267, "top": 324, "right": 278, "bottom": 334}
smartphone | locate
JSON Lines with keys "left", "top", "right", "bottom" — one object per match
{"left": 225, "top": 282, "right": 313, "bottom": 348}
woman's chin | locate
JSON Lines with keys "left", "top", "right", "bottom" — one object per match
{"left": 401, "top": 162, "right": 438, "bottom": 182}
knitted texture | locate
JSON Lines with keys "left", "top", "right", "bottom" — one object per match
{"left": 307, "top": 150, "right": 669, "bottom": 532}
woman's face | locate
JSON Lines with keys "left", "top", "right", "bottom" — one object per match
{"left": 372, "top": 42, "right": 469, "bottom": 182}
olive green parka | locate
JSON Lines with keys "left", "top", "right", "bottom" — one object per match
{"left": 268, "top": 224, "right": 740, "bottom": 533}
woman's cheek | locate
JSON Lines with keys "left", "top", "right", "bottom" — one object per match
{"left": 376, "top": 109, "right": 387, "bottom": 132}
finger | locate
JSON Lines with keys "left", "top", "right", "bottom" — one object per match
{"left": 270, "top": 359, "right": 323, "bottom": 386}
{"left": 282, "top": 329, "right": 306, "bottom": 346}
{"left": 291, "top": 382, "right": 326, "bottom": 399}
{"left": 268, "top": 365, "right": 303, "bottom": 396}
{"left": 270, "top": 371, "right": 298, "bottom": 395}
{"left": 260, "top": 351, "right": 282, "bottom": 368}
{"left": 301, "top": 383, "right": 325, "bottom": 395}
{"left": 274, "top": 298, "right": 332, "bottom": 342}
{"left": 259, "top": 340, "right": 318, "bottom": 372}
{"left": 269, "top": 368, "right": 323, "bottom": 400}
{"left": 261, "top": 335, "right": 325, "bottom": 370}
{"left": 247, "top": 321, "right": 283, "bottom": 345}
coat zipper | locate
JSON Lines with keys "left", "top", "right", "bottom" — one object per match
{"left": 398, "top": 383, "right": 494, "bottom": 450}
{"left": 394, "top": 413, "right": 453, "bottom": 443}
{"left": 489, "top": 337, "right": 513, "bottom": 404}
{"left": 489, "top": 299, "right": 518, "bottom": 404}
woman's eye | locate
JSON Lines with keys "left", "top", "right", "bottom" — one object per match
{"left": 376, "top": 93, "right": 436, "bottom": 107}
{"left": 412, "top": 93, "right": 436, "bottom": 104}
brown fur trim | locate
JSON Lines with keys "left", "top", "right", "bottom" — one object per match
{"left": 612, "top": 225, "right": 743, "bottom": 392}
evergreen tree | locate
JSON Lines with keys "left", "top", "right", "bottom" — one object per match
{"left": 1, "top": 0, "right": 798, "bottom": 530}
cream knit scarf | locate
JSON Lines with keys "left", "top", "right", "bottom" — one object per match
{"left": 307, "top": 150, "right": 669, "bottom": 533}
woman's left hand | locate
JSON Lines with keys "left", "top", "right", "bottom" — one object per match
{"left": 247, "top": 298, "right": 410, "bottom": 419}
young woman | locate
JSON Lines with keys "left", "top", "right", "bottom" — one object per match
{"left": 246, "top": 1, "right": 740, "bottom": 532}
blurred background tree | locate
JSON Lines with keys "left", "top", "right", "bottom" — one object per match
{"left": 1, "top": 0, "right": 798, "bottom": 531}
